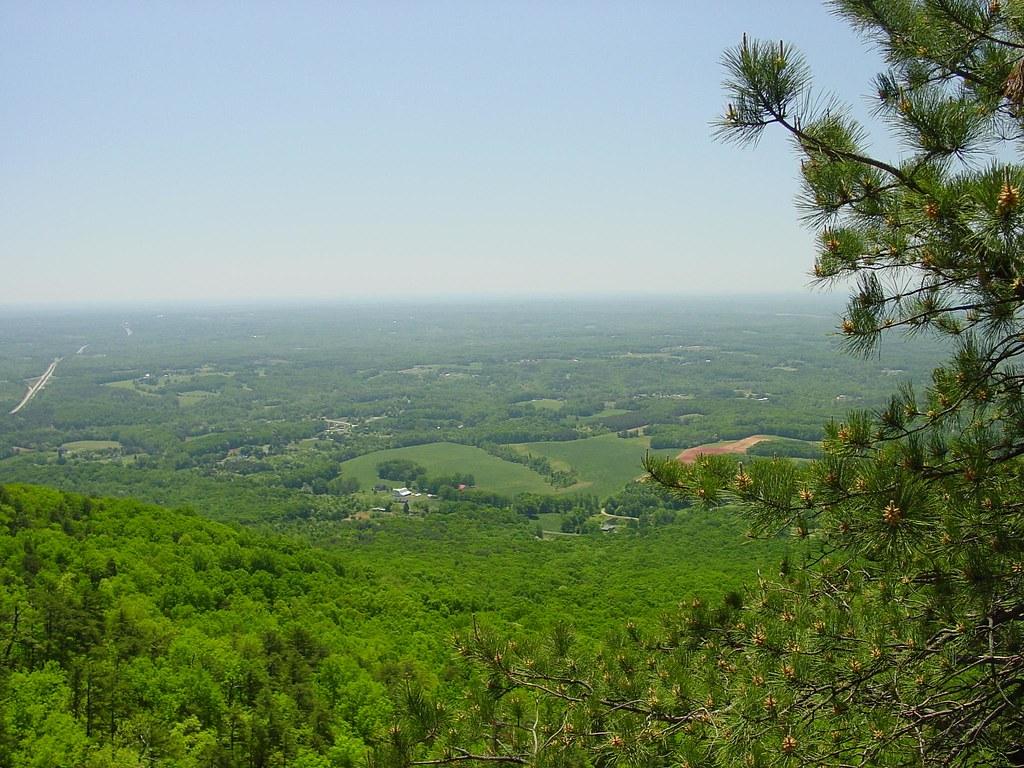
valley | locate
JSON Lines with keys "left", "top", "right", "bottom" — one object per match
{"left": 0, "top": 297, "right": 940, "bottom": 526}
{"left": 0, "top": 297, "right": 950, "bottom": 765}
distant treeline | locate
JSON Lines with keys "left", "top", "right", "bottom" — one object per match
{"left": 746, "top": 437, "right": 822, "bottom": 459}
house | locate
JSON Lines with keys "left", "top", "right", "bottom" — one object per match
{"left": 392, "top": 487, "right": 413, "bottom": 499}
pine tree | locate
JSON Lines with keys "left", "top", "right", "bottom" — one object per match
{"left": 378, "top": 3, "right": 1024, "bottom": 766}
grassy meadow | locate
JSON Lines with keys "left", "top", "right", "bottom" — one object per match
{"left": 513, "top": 433, "right": 674, "bottom": 499}
{"left": 340, "top": 442, "right": 556, "bottom": 495}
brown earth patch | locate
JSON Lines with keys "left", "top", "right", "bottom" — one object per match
{"left": 676, "top": 435, "right": 772, "bottom": 464}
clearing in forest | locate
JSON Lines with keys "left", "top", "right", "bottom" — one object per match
{"left": 340, "top": 442, "right": 556, "bottom": 496}
{"left": 60, "top": 440, "right": 122, "bottom": 453}
{"left": 513, "top": 433, "right": 673, "bottom": 499}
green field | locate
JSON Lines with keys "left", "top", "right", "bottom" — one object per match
{"left": 341, "top": 436, "right": 677, "bottom": 501}
{"left": 528, "top": 398, "right": 565, "bottom": 411}
{"left": 103, "top": 378, "right": 137, "bottom": 390}
{"left": 60, "top": 440, "right": 122, "bottom": 453}
{"left": 340, "top": 442, "right": 557, "bottom": 495}
{"left": 584, "top": 407, "right": 630, "bottom": 419}
{"left": 178, "top": 390, "right": 218, "bottom": 406}
{"left": 103, "top": 379, "right": 160, "bottom": 397}
{"left": 513, "top": 433, "right": 674, "bottom": 499}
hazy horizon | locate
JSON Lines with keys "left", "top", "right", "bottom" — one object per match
{"left": 3, "top": 2, "right": 887, "bottom": 305}
{"left": 0, "top": 290, "right": 851, "bottom": 315}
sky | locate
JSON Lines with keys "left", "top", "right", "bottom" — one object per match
{"left": 1, "top": 1, "right": 891, "bottom": 306}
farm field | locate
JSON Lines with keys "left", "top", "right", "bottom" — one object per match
{"left": 513, "top": 433, "right": 674, "bottom": 499}
{"left": 59, "top": 439, "right": 122, "bottom": 453}
{"left": 676, "top": 434, "right": 772, "bottom": 463}
{"left": 339, "top": 442, "right": 557, "bottom": 496}
{"left": 676, "top": 434, "right": 824, "bottom": 462}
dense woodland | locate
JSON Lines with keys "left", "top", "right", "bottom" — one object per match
{"left": 0, "top": 483, "right": 784, "bottom": 767}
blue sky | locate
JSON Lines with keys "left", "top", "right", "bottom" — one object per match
{"left": 1, "top": 1, "right": 888, "bottom": 305}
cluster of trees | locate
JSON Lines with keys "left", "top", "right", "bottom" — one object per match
{"left": 647, "top": 421, "right": 825, "bottom": 450}
{"left": 374, "top": 460, "right": 475, "bottom": 495}
{"left": 745, "top": 437, "right": 822, "bottom": 460}
{"left": 375, "top": 459, "right": 428, "bottom": 486}
{"left": 510, "top": 492, "right": 598, "bottom": 520}
{"left": 558, "top": 508, "right": 604, "bottom": 534}
{"left": 479, "top": 444, "right": 579, "bottom": 488}
{"left": 598, "top": 411, "right": 652, "bottom": 433}
{"left": 603, "top": 480, "right": 690, "bottom": 525}
{"left": 419, "top": 474, "right": 476, "bottom": 496}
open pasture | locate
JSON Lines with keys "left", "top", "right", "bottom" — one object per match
{"left": 60, "top": 440, "right": 122, "bottom": 454}
{"left": 513, "top": 433, "right": 673, "bottom": 499}
{"left": 340, "top": 442, "right": 556, "bottom": 496}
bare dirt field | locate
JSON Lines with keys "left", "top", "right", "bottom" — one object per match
{"left": 676, "top": 435, "right": 772, "bottom": 464}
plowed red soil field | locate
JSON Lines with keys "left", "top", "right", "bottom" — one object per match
{"left": 676, "top": 435, "right": 772, "bottom": 463}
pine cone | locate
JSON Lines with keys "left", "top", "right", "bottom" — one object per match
{"left": 1004, "top": 60, "right": 1024, "bottom": 115}
{"left": 883, "top": 500, "right": 902, "bottom": 527}
{"left": 997, "top": 180, "right": 1020, "bottom": 216}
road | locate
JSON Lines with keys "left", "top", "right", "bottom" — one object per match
{"left": 9, "top": 357, "right": 62, "bottom": 415}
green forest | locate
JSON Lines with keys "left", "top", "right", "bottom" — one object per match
{"left": 0, "top": 483, "right": 783, "bottom": 767}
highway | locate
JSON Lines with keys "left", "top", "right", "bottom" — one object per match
{"left": 9, "top": 357, "right": 62, "bottom": 415}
